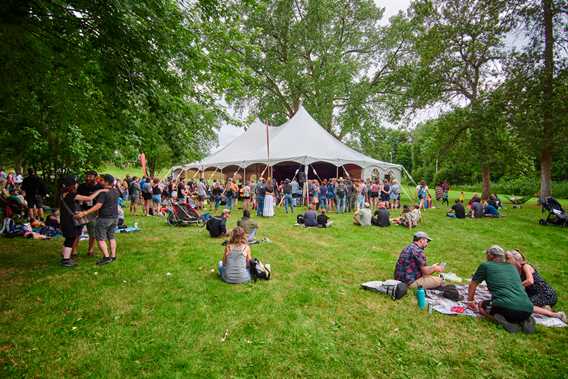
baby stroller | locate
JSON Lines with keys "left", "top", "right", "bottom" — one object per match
{"left": 539, "top": 197, "right": 567, "bottom": 227}
{"left": 166, "top": 201, "right": 205, "bottom": 227}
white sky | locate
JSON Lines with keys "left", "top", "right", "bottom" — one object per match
{"left": 216, "top": 1, "right": 412, "bottom": 149}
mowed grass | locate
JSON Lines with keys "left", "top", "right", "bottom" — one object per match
{"left": 1, "top": 193, "right": 567, "bottom": 378}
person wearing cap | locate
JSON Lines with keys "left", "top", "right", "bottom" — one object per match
{"left": 59, "top": 176, "right": 107, "bottom": 267}
{"left": 353, "top": 202, "right": 372, "bottom": 226}
{"left": 467, "top": 246, "right": 536, "bottom": 333}
{"left": 77, "top": 170, "right": 102, "bottom": 256}
{"left": 75, "top": 174, "right": 120, "bottom": 265}
{"left": 394, "top": 232, "right": 445, "bottom": 289}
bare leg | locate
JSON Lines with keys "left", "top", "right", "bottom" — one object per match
{"left": 71, "top": 237, "right": 80, "bottom": 256}
{"left": 109, "top": 239, "right": 117, "bottom": 258}
{"left": 88, "top": 237, "right": 96, "bottom": 256}
{"left": 98, "top": 240, "right": 110, "bottom": 258}
{"left": 62, "top": 246, "right": 73, "bottom": 259}
{"left": 533, "top": 305, "right": 564, "bottom": 319}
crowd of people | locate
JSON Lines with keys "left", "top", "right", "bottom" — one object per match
{"left": 1, "top": 167, "right": 564, "bottom": 334}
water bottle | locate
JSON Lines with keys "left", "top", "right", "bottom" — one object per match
{"left": 416, "top": 286, "right": 427, "bottom": 310}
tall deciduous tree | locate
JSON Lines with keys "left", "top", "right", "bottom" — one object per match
{"left": 235, "top": 0, "right": 415, "bottom": 139}
{"left": 407, "top": 0, "right": 514, "bottom": 198}
{"left": 0, "top": 0, "right": 250, "bottom": 178}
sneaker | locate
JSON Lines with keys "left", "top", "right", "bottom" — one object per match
{"left": 521, "top": 316, "right": 536, "bottom": 334}
{"left": 60, "top": 258, "right": 76, "bottom": 268}
{"left": 494, "top": 314, "right": 521, "bottom": 333}
{"left": 96, "top": 256, "right": 113, "bottom": 265}
{"left": 557, "top": 311, "right": 567, "bottom": 324}
{"left": 110, "top": 256, "right": 117, "bottom": 261}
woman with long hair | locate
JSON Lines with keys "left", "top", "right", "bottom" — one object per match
{"left": 263, "top": 178, "right": 275, "bottom": 217}
{"left": 218, "top": 227, "right": 252, "bottom": 284}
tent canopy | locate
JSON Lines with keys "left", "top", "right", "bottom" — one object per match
{"left": 173, "top": 106, "right": 402, "bottom": 180}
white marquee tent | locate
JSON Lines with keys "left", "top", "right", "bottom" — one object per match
{"left": 172, "top": 106, "right": 403, "bottom": 181}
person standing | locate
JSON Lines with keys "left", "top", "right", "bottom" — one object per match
{"left": 75, "top": 174, "right": 120, "bottom": 265}
{"left": 263, "top": 178, "right": 275, "bottom": 217}
{"left": 141, "top": 177, "right": 152, "bottom": 216}
{"left": 151, "top": 178, "right": 162, "bottom": 215}
{"left": 390, "top": 179, "right": 401, "bottom": 209}
{"left": 241, "top": 181, "right": 252, "bottom": 211}
{"left": 128, "top": 177, "right": 141, "bottom": 215}
{"left": 197, "top": 178, "right": 208, "bottom": 209}
{"left": 21, "top": 168, "right": 47, "bottom": 220}
{"left": 283, "top": 179, "right": 294, "bottom": 214}
{"left": 336, "top": 178, "right": 347, "bottom": 213}
{"left": 255, "top": 178, "right": 266, "bottom": 217}
{"left": 77, "top": 170, "right": 102, "bottom": 256}
{"left": 60, "top": 176, "right": 107, "bottom": 267}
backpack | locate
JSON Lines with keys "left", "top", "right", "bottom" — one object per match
{"left": 250, "top": 258, "right": 271, "bottom": 281}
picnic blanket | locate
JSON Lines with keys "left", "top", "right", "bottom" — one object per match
{"left": 426, "top": 284, "right": 566, "bottom": 328}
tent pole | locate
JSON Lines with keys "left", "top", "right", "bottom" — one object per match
{"left": 402, "top": 166, "right": 417, "bottom": 186}
{"left": 304, "top": 164, "right": 309, "bottom": 207}
{"left": 336, "top": 166, "right": 339, "bottom": 179}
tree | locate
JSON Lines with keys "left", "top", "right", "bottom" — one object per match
{"left": 0, "top": 0, "right": 250, "bottom": 179}
{"left": 234, "top": 0, "right": 415, "bottom": 138}
{"left": 406, "top": 0, "right": 515, "bottom": 198}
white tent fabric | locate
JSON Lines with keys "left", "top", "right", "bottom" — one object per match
{"left": 174, "top": 106, "right": 402, "bottom": 179}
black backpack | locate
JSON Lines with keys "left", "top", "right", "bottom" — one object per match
{"left": 296, "top": 214, "right": 304, "bottom": 224}
{"left": 250, "top": 258, "right": 271, "bottom": 281}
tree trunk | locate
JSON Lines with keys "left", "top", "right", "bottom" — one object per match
{"left": 540, "top": 0, "right": 554, "bottom": 201}
{"left": 481, "top": 165, "right": 491, "bottom": 200}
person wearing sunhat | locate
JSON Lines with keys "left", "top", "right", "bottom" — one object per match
{"left": 59, "top": 176, "right": 107, "bottom": 267}
{"left": 467, "top": 245, "right": 536, "bottom": 333}
{"left": 75, "top": 174, "right": 120, "bottom": 265}
{"left": 394, "top": 231, "right": 445, "bottom": 289}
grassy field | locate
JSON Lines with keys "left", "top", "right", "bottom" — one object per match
{"left": 1, "top": 194, "right": 567, "bottom": 378}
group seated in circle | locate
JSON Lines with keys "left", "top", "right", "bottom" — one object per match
{"left": 447, "top": 193, "right": 501, "bottom": 219}
{"left": 393, "top": 232, "right": 566, "bottom": 333}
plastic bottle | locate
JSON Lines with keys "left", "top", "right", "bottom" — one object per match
{"left": 416, "top": 286, "right": 427, "bottom": 310}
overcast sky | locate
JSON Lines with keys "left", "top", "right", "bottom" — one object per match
{"left": 216, "top": 1, "right": 413, "bottom": 149}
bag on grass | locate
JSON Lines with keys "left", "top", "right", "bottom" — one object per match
{"left": 250, "top": 258, "right": 271, "bottom": 281}
{"left": 361, "top": 280, "right": 408, "bottom": 300}
{"left": 296, "top": 215, "right": 304, "bottom": 224}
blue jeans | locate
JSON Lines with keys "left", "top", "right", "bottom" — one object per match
{"left": 284, "top": 194, "right": 294, "bottom": 213}
{"left": 357, "top": 194, "right": 365, "bottom": 209}
{"left": 214, "top": 195, "right": 221, "bottom": 209}
{"left": 256, "top": 196, "right": 265, "bottom": 216}
{"left": 226, "top": 196, "right": 234, "bottom": 209}
{"left": 337, "top": 195, "right": 346, "bottom": 213}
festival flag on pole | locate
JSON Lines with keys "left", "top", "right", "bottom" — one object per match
{"left": 139, "top": 153, "right": 148, "bottom": 177}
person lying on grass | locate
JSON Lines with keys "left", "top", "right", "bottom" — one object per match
{"left": 467, "top": 246, "right": 536, "bottom": 334}
{"left": 394, "top": 231, "right": 445, "bottom": 289}
{"left": 506, "top": 250, "right": 566, "bottom": 323}
{"left": 218, "top": 227, "right": 252, "bottom": 284}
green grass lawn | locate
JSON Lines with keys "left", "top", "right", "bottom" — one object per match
{"left": 1, "top": 195, "right": 567, "bottom": 378}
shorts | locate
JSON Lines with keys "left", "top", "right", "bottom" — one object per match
{"left": 142, "top": 192, "right": 152, "bottom": 201}
{"left": 370, "top": 192, "right": 379, "bottom": 198}
{"left": 26, "top": 195, "right": 43, "bottom": 209}
{"left": 481, "top": 300, "right": 532, "bottom": 323}
{"left": 95, "top": 218, "right": 117, "bottom": 241}
{"left": 390, "top": 193, "right": 399, "bottom": 201}
{"left": 198, "top": 195, "right": 206, "bottom": 201}
{"left": 130, "top": 193, "right": 140, "bottom": 203}
{"left": 86, "top": 219, "right": 97, "bottom": 238}
{"left": 152, "top": 194, "right": 161, "bottom": 204}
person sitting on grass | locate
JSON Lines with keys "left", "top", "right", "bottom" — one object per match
{"left": 506, "top": 250, "right": 566, "bottom": 323}
{"left": 394, "top": 231, "right": 445, "bottom": 289}
{"left": 391, "top": 204, "right": 411, "bottom": 226}
{"left": 484, "top": 201, "right": 500, "bottom": 217}
{"left": 237, "top": 209, "right": 259, "bottom": 243}
{"left": 470, "top": 198, "right": 484, "bottom": 218}
{"left": 218, "top": 227, "right": 252, "bottom": 284}
{"left": 317, "top": 209, "right": 333, "bottom": 228}
{"left": 206, "top": 209, "right": 231, "bottom": 238}
{"left": 447, "top": 200, "right": 466, "bottom": 219}
{"left": 467, "top": 245, "right": 536, "bottom": 334}
{"left": 371, "top": 201, "right": 390, "bottom": 227}
{"left": 353, "top": 202, "right": 372, "bottom": 226}
{"left": 303, "top": 203, "right": 319, "bottom": 227}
